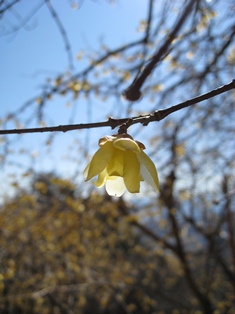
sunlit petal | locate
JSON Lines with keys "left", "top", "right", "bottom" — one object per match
{"left": 138, "top": 151, "right": 159, "bottom": 191}
{"left": 123, "top": 151, "right": 140, "bottom": 193}
{"left": 105, "top": 177, "right": 126, "bottom": 197}
{"left": 84, "top": 133, "right": 159, "bottom": 196}
{"left": 83, "top": 162, "right": 90, "bottom": 178}
{"left": 113, "top": 138, "right": 140, "bottom": 153}
{"left": 86, "top": 142, "right": 113, "bottom": 180}
{"left": 107, "top": 148, "right": 124, "bottom": 176}
{"left": 99, "top": 135, "right": 116, "bottom": 146}
{"left": 92, "top": 169, "right": 107, "bottom": 187}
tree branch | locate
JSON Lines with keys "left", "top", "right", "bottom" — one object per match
{"left": 1, "top": 0, "right": 45, "bottom": 36}
{"left": 45, "top": 0, "right": 74, "bottom": 71}
{"left": 144, "top": 0, "right": 154, "bottom": 44}
{"left": 123, "top": 0, "right": 197, "bottom": 101}
{"left": 0, "top": 280, "right": 125, "bottom": 301}
{"left": 0, "top": 0, "right": 20, "bottom": 16}
{"left": 0, "top": 80, "right": 234, "bottom": 135}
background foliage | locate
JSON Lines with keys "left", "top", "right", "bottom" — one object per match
{"left": 0, "top": 0, "right": 235, "bottom": 313}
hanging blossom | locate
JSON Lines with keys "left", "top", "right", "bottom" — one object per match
{"left": 84, "top": 134, "right": 159, "bottom": 197}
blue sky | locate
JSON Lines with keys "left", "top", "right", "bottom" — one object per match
{"left": 1, "top": 1, "right": 147, "bottom": 113}
{"left": 0, "top": 0, "right": 152, "bottom": 200}
{"left": 1, "top": 0, "right": 233, "bottom": 202}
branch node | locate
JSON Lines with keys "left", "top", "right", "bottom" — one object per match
{"left": 142, "top": 117, "right": 150, "bottom": 126}
{"left": 122, "top": 87, "right": 142, "bottom": 102}
{"left": 118, "top": 119, "right": 133, "bottom": 134}
{"left": 108, "top": 117, "right": 118, "bottom": 129}
{"left": 153, "top": 110, "right": 162, "bottom": 121}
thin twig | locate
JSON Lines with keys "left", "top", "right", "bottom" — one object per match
{"left": 45, "top": 0, "right": 74, "bottom": 71}
{"left": 0, "top": 80, "right": 234, "bottom": 135}
{"left": 9, "top": 37, "right": 146, "bottom": 117}
{"left": 0, "top": 281, "right": 125, "bottom": 301}
{"left": 144, "top": 0, "right": 154, "bottom": 43}
{"left": 1, "top": 0, "right": 45, "bottom": 36}
{"left": 0, "top": 0, "right": 20, "bottom": 15}
{"left": 123, "top": 0, "right": 197, "bottom": 101}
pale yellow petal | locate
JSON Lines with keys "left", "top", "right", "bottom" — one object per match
{"left": 83, "top": 162, "right": 90, "bottom": 178}
{"left": 137, "top": 151, "right": 159, "bottom": 191}
{"left": 86, "top": 141, "right": 113, "bottom": 181}
{"left": 99, "top": 135, "right": 116, "bottom": 146}
{"left": 123, "top": 151, "right": 140, "bottom": 193}
{"left": 92, "top": 169, "right": 107, "bottom": 187}
{"left": 113, "top": 138, "right": 140, "bottom": 153}
{"left": 116, "top": 134, "right": 133, "bottom": 140}
{"left": 105, "top": 176, "right": 126, "bottom": 197}
{"left": 107, "top": 148, "right": 124, "bottom": 176}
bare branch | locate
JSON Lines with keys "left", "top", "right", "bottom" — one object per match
{"left": 144, "top": 0, "right": 154, "bottom": 44}
{"left": 197, "top": 23, "right": 235, "bottom": 79}
{"left": 1, "top": 80, "right": 234, "bottom": 135}
{"left": 1, "top": 0, "right": 45, "bottom": 36}
{"left": 123, "top": 0, "right": 197, "bottom": 101}
{"left": 0, "top": 0, "right": 20, "bottom": 16}
{"left": 45, "top": 0, "right": 74, "bottom": 71}
{"left": 8, "top": 37, "right": 146, "bottom": 118}
{"left": 0, "top": 281, "right": 125, "bottom": 302}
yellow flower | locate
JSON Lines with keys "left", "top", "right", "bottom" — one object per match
{"left": 84, "top": 134, "right": 159, "bottom": 197}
